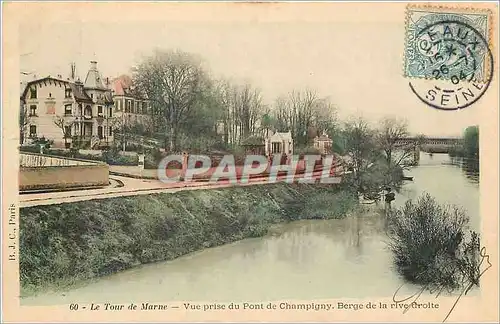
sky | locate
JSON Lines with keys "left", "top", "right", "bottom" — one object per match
{"left": 17, "top": 3, "right": 493, "bottom": 137}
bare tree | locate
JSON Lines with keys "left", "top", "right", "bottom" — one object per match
{"left": 212, "top": 79, "right": 264, "bottom": 146}
{"left": 343, "top": 117, "right": 381, "bottom": 194}
{"left": 377, "top": 117, "right": 414, "bottom": 171}
{"left": 133, "top": 49, "right": 209, "bottom": 151}
{"left": 270, "top": 90, "right": 337, "bottom": 148}
{"left": 311, "top": 97, "right": 338, "bottom": 137}
{"left": 19, "top": 102, "right": 30, "bottom": 145}
{"left": 53, "top": 116, "right": 75, "bottom": 148}
{"left": 237, "top": 83, "right": 263, "bottom": 141}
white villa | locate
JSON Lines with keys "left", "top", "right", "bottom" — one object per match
{"left": 20, "top": 61, "right": 115, "bottom": 149}
{"left": 313, "top": 132, "right": 333, "bottom": 154}
{"left": 265, "top": 131, "right": 294, "bottom": 156}
{"left": 20, "top": 61, "right": 156, "bottom": 149}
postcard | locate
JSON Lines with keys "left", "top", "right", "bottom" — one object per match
{"left": 2, "top": 1, "right": 499, "bottom": 323}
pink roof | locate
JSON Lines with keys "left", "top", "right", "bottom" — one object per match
{"left": 111, "top": 75, "right": 133, "bottom": 96}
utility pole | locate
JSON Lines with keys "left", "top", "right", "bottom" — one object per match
{"left": 122, "top": 104, "right": 126, "bottom": 152}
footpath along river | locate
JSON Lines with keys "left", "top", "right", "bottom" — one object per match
{"left": 22, "top": 153, "right": 479, "bottom": 305}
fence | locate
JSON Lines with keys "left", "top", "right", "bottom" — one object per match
{"left": 20, "top": 153, "right": 98, "bottom": 168}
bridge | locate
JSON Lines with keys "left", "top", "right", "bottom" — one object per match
{"left": 394, "top": 136, "right": 463, "bottom": 165}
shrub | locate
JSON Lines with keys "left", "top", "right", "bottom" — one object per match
{"left": 296, "top": 146, "right": 321, "bottom": 157}
{"left": 387, "top": 193, "right": 481, "bottom": 290}
{"left": 144, "top": 148, "right": 164, "bottom": 169}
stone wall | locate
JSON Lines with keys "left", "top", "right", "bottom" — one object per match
{"left": 19, "top": 153, "right": 109, "bottom": 191}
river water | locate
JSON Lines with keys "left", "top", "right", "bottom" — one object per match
{"left": 22, "top": 153, "right": 479, "bottom": 306}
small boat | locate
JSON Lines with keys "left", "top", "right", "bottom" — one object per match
{"left": 402, "top": 176, "right": 414, "bottom": 181}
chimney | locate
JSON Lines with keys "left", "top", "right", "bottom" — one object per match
{"left": 70, "top": 62, "right": 76, "bottom": 81}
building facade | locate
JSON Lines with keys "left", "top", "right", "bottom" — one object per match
{"left": 20, "top": 61, "right": 115, "bottom": 149}
{"left": 265, "top": 131, "right": 294, "bottom": 156}
{"left": 313, "top": 132, "right": 333, "bottom": 154}
{"left": 110, "top": 75, "right": 154, "bottom": 135}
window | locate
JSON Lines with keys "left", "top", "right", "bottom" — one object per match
{"left": 29, "top": 87, "right": 37, "bottom": 99}
{"left": 29, "top": 125, "right": 37, "bottom": 137}
{"left": 78, "top": 104, "right": 83, "bottom": 115}
{"left": 29, "top": 105, "right": 37, "bottom": 116}
{"left": 64, "top": 125, "right": 71, "bottom": 138}
{"left": 108, "top": 126, "right": 113, "bottom": 136}
{"left": 272, "top": 142, "right": 281, "bottom": 154}
{"left": 64, "top": 104, "right": 72, "bottom": 116}
{"left": 126, "top": 100, "right": 131, "bottom": 113}
{"left": 84, "top": 105, "right": 92, "bottom": 117}
{"left": 91, "top": 94, "right": 94, "bottom": 99}
{"left": 65, "top": 88, "right": 72, "bottom": 98}
{"left": 98, "top": 106, "right": 103, "bottom": 117}
{"left": 143, "top": 102, "right": 148, "bottom": 114}
{"left": 108, "top": 107, "right": 113, "bottom": 118}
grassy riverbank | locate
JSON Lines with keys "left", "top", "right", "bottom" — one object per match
{"left": 20, "top": 183, "right": 357, "bottom": 296}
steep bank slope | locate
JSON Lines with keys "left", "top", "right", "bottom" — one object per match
{"left": 20, "top": 183, "right": 357, "bottom": 295}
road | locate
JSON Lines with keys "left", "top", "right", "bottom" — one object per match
{"left": 19, "top": 170, "right": 342, "bottom": 208}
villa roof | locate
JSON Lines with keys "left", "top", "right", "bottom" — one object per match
{"left": 21, "top": 77, "right": 64, "bottom": 99}
{"left": 269, "top": 131, "right": 293, "bottom": 142}
{"left": 111, "top": 75, "right": 134, "bottom": 96}
{"left": 111, "top": 74, "right": 147, "bottom": 100}
{"left": 20, "top": 75, "right": 109, "bottom": 104}
{"left": 84, "top": 61, "right": 107, "bottom": 90}
{"left": 68, "top": 81, "right": 93, "bottom": 103}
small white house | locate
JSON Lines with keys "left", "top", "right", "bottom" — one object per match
{"left": 313, "top": 132, "right": 333, "bottom": 154}
{"left": 265, "top": 131, "right": 294, "bottom": 156}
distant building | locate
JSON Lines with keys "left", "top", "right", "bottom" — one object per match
{"left": 265, "top": 131, "right": 294, "bottom": 156}
{"left": 313, "top": 132, "right": 333, "bottom": 154}
{"left": 20, "top": 61, "right": 115, "bottom": 149}
{"left": 110, "top": 75, "right": 154, "bottom": 133}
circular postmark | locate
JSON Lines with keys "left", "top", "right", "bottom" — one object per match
{"left": 407, "top": 18, "right": 494, "bottom": 111}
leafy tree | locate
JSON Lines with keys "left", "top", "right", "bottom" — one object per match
{"left": 463, "top": 126, "right": 479, "bottom": 158}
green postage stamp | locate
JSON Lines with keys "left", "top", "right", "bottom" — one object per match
{"left": 404, "top": 5, "right": 493, "bottom": 83}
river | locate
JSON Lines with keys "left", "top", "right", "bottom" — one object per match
{"left": 22, "top": 153, "right": 479, "bottom": 305}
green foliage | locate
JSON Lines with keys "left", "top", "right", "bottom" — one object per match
{"left": 295, "top": 146, "right": 321, "bottom": 156}
{"left": 144, "top": 148, "right": 165, "bottom": 169}
{"left": 463, "top": 126, "right": 479, "bottom": 158}
{"left": 20, "top": 183, "right": 357, "bottom": 295}
{"left": 387, "top": 193, "right": 481, "bottom": 290}
{"left": 448, "top": 126, "right": 479, "bottom": 159}
{"left": 20, "top": 137, "right": 54, "bottom": 154}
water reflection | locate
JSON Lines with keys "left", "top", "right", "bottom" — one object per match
{"left": 449, "top": 156, "right": 479, "bottom": 183}
{"left": 398, "top": 153, "right": 480, "bottom": 231}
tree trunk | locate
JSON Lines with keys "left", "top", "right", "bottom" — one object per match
{"left": 169, "top": 122, "right": 176, "bottom": 152}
